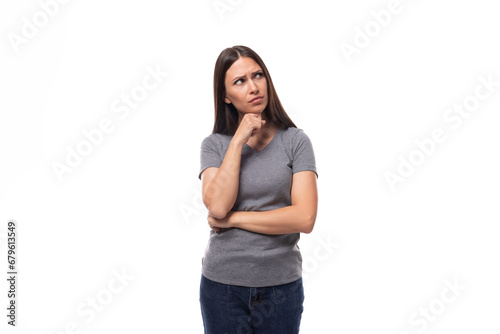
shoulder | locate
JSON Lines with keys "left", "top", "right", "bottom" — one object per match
{"left": 201, "top": 132, "right": 231, "bottom": 150}
{"left": 281, "top": 126, "right": 312, "bottom": 145}
{"left": 281, "top": 126, "right": 302, "bottom": 138}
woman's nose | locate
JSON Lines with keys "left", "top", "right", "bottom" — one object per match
{"left": 249, "top": 79, "right": 258, "bottom": 93}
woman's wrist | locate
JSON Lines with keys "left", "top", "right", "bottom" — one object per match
{"left": 230, "top": 136, "right": 245, "bottom": 149}
{"left": 226, "top": 211, "right": 237, "bottom": 228}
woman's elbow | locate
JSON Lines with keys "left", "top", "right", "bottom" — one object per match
{"left": 203, "top": 190, "right": 232, "bottom": 219}
{"left": 301, "top": 213, "right": 317, "bottom": 234}
{"left": 203, "top": 196, "right": 226, "bottom": 219}
{"left": 207, "top": 205, "right": 228, "bottom": 220}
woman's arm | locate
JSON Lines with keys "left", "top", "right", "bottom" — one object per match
{"left": 202, "top": 113, "right": 266, "bottom": 219}
{"left": 208, "top": 171, "right": 318, "bottom": 234}
{"left": 201, "top": 138, "right": 244, "bottom": 219}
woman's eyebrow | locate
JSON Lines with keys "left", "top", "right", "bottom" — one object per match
{"left": 232, "top": 70, "right": 263, "bottom": 81}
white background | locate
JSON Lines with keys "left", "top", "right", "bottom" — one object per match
{"left": 1, "top": 0, "right": 499, "bottom": 333}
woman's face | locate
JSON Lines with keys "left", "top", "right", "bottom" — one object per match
{"left": 224, "top": 56, "right": 268, "bottom": 120}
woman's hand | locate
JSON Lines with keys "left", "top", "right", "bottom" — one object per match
{"left": 207, "top": 212, "right": 234, "bottom": 232}
{"left": 233, "top": 113, "right": 266, "bottom": 146}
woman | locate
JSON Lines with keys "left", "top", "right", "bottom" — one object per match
{"left": 198, "top": 45, "right": 318, "bottom": 333}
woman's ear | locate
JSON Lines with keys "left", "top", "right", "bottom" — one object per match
{"left": 224, "top": 96, "right": 231, "bottom": 104}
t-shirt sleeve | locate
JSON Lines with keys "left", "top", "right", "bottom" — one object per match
{"left": 292, "top": 130, "right": 318, "bottom": 179}
{"left": 198, "top": 135, "right": 222, "bottom": 180}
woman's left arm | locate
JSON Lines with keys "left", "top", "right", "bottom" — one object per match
{"left": 207, "top": 170, "right": 318, "bottom": 235}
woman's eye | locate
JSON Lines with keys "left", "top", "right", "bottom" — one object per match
{"left": 235, "top": 79, "right": 244, "bottom": 85}
{"left": 255, "top": 72, "right": 264, "bottom": 78}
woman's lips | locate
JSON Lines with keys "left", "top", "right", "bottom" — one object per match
{"left": 249, "top": 96, "right": 263, "bottom": 104}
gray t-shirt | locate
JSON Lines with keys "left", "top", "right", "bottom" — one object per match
{"left": 198, "top": 124, "right": 318, "bottom": 287}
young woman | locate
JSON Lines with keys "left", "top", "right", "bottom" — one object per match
{"left": 198, "top": 45, "right": 318, "bottom": 333}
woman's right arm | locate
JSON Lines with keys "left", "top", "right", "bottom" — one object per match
{"left": 201, "top": 113, "right": 265, "bottom": 219}
{"left": 201, "top": 138, "right": 244, "bottom": 219}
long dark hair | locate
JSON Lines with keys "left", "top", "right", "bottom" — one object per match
{"left": 212, "top": 45, "right": 296, "bottom": 135}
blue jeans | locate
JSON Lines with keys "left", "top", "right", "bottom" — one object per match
{"left": 199, "top": 274, "right": 304, "bottom": 334}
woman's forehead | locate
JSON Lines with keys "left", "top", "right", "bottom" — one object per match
{"left": 226, "top": 57, "right": 262, "bottom": 77}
